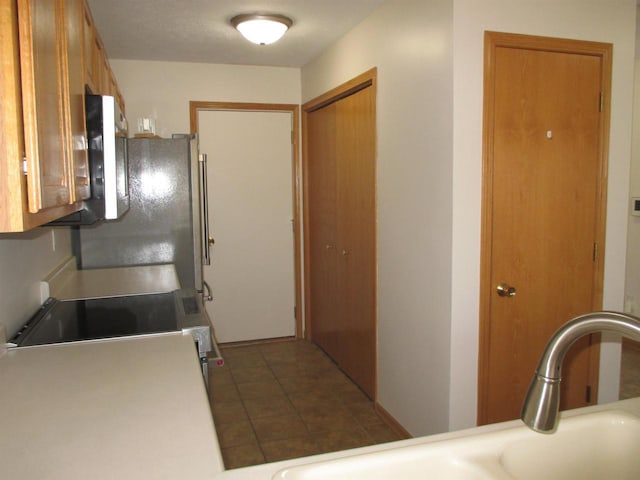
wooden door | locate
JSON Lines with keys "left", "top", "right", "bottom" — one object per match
{"left": 478, "top": 33, "right": 611, "bottom": 425}
{"left": 307, "top": 102, "right": 340, "bottom": 359}
{"left": 198, "top": 109, "right": 296, "bottom": 343}
{"left": 305, "top": 69, "right": 377, "bottom": 399}
{"left": 335, "top": 87, "right": 377, "bottom": 398}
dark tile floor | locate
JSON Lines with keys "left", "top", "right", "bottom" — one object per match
{"left": 207, "top": 339, "right": 402, "bottom": 469}
{"left": 208, "top": 337, "right": 639, "bottom": 469}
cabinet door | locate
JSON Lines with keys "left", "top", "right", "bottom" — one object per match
{"left": 18, "top": 0, "right": 73, "bottom": 212}
{"left": 94, "top": 39, "right": 106, "bottom": 92}
{"left": 82, "top": 5, "right": 95, "bottom": 91}
{"left": 0, "top": 0, "right": 27, "bottom": 231}
{"left": 62, "top": 0, "right": 89, "bottom": 201}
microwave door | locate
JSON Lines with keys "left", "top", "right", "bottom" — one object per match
{"left": 43, "top": 95, "right": 129, "bottom": 226}
{"left": 102, "top": 96, "right": 130, "bottom": 219}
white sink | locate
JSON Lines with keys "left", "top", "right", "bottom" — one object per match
{"left": 500, "top": 410, "right": 640, "bottom": 480}
{"left": 273, "top": 409, "right": 640, "bottom": 480}
{"left": 272, "top": 447, "right": 497, "bottom": 480}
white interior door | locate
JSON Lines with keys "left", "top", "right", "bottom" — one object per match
{"left": 198, "top": 110, "right": 295, "bottom": 343}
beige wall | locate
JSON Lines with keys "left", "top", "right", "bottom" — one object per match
{"left": 0, "top": 228, "right": 71, "bottom": 338}
{"left": 303, "top": 0, "right": 636, "bottom": 436}
{"left": 110, "top": 60, "right": 301, "bottom": 137}
{"left": 303, "top": 0, "right": 455, "bottom": 436}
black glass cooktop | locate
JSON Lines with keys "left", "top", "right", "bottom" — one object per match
{"left": 11, "top": 292, "right": 178, "bottom": 347}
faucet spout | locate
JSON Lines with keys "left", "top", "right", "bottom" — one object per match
{"left": 521, "top": 311, "right": 640, "bottom": 433}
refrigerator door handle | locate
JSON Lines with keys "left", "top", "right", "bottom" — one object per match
{"left": 199, "top": 153, "right": 212, "bottom": 266}
{"left": 202, "top": 280, "right": 213, "bottom": 302}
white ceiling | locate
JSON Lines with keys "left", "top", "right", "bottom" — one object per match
{"left": 86, "top": 0, "right": 385, "bottom": 68}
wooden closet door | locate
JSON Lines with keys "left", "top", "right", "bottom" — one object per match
{"left": 335, "top": 87, "right": 376, "bottom": 398}
{"left": 306, "top": 80, "right": 377, "bottom": 399}
{"left": 307, "top": 103, "right": 340, "bottom": 361}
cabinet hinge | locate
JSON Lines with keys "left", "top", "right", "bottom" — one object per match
{"left": 593, "top": 242, "right": 598, "bottom": 261}
{"left": 291, "top": 130, "right": 295, "bottom": 145}
{"left": 586, "top": 384, "right": 592, "bottom": 403}
{"left": 599, "top": 92, "right": 604, "bottom": 113}
{"left": 22, "top": 157, "right": 28, "bottom": 175}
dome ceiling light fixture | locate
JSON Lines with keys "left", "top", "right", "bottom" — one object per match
{"left": 230, "top": 13, "right": 293, "bottom": 45}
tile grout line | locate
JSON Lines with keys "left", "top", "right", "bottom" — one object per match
{"left": 265, "top": 341, "right": 377, "bottom": 451}
{"left": 296, "top": 342, "right": 380, "bottom": 446}
{"left": 268, "top": 343, "right": 338, "bottom": 452}
{"left": 225, "top": 348, "right": 269, "bottom": 465}
{"left": 258, "top": 343, "right": 323, "bottom": 457}
{"left": 253, "top": 345, "right": 284, "bottom": 461}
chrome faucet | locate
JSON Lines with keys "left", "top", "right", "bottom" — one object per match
{"left": 521, "top": 311, "right": 640, "bottom": 433}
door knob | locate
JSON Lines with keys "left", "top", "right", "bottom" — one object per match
{"left": 496, "top": 283, "right": 516, "bottom": 297}
{"left": 208, "top": 237, "right": 215, "bottom": 246}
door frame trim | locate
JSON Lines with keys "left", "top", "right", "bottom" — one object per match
{"left": 189, "top": 101, "right": 303, "bottom": 339}
{"left": 477, "top": 32, "right": 612, "bottom": 425}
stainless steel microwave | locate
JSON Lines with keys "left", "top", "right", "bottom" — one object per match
{"left": 49, "top": 95, "right": 130, "bottom": 225}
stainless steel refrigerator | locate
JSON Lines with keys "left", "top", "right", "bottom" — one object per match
{"left": 74, "top": 135, "right": 210, "bottom": 298}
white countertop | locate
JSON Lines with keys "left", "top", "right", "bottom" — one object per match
{"left": 0, "top": 334, "right": 224, "bottom": 479}
{"left": 43, "top": 257, "right": 181, "bottom": 300}
{"left": 2, "top": 328, "right": 638, "bottom": 479}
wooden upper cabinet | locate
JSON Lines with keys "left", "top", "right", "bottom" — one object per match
{"left": 63, "top": 0, "right": 90, "bottom": 201}
{"left": 82, "top": 3, "right": 95, "bottom": 91}
{"left": 92, "top": 36, "right": 105, "bottom": 92}
{"left": 0, "top": 0, "right": 124, "bottom": 231}
{"left": 18, "top": 0, "right": 73, "bottom": 212}
{"left": 0, "top": 0, "right": 29, "bottom": 231}
{"left": 81, "top": 4, "right": 105, "bottom": 94}
{"left": 81, "top": 1, "right": 124, "bottom": 113}
{"left": 0, "top": 0, "right": 85, "bottom": 231}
